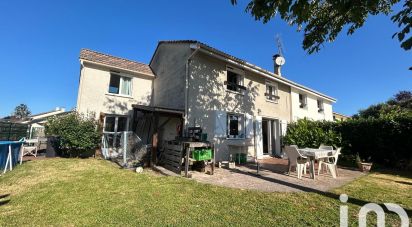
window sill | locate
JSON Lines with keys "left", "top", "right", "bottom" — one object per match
{"left": 226, "top": 89, "right": 244, "bottom": 96}
{"left": 266, "top": 99, "right": 279, "bottom": 104}
{"left": 105, "top": 93, "right": 133, "bottom": 99}
{"left": 226, "top": 137, "right": 245, "bottom": 140}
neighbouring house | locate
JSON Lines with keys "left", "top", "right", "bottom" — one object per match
{"left": 1, "top": 107, "right": 69, "bottom": 139}
{"left": 21, "top": 107, "right": 70, "bottom": 138}
{"left": 333, "top": 112, "right": 351, "bottom": 121}
{"left": 76, "top": 40, "right": 336, "bottom": 162}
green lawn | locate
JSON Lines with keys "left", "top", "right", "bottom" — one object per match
{"left": 0, "top": 158, "right": 411, "bottom": 226}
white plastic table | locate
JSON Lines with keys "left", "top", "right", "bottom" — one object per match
{"left": 299, "top": 148, "right": 334, "bottom": 179}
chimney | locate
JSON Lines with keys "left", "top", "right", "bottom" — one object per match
{"left": 273, "top": 54, "right": 282, "bottom": 77}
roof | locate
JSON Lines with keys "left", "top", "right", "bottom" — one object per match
{"left": 156, "top": 40, "right": 336, "bottom": 102}
{"left": 29, "top": 110, "right": 56, "bottom": 118}
{"left": 333, "top": 112, "right": 351, "bottom": 118}
{"left": 132, "top": 104, "right": 184, "bottom": 115}
{"left": 80, "top": 49, "right": 154, "bottom": 76}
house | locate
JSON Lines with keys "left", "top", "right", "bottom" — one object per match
{"left": 76, "top": 49, "right": 154, "bottom": 126}
{"left": 333, "top": 112, "right": 351, "bottom": 121}
{"left": 76, "top": 40, "right": 336, "bottom": 162}
{"left": 21, "top": 107, "right": 70, "bottom": 138}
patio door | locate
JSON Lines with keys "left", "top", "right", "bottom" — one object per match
{"left": 261, "top": 118, "right": 281, "bottom": 156}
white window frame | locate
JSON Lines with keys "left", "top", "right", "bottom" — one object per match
{"left": 317, "top": 99, "right": 324, "bottom": 113}
{"left": 226, "top": 66, "right": 245, "bottom": 94}
{"left": 265, "top": 81, "right": 279, "bottom": 103}
{"left": 103, "top": 115, "right": 129, "bottom": 133}
{"left": 299, "top": 93, "right": 307, "bottom": 108}
{"left": 108, "top": 72, "right": 133, "bottom": 97}
{"left": 226, "top": 113, "right": 245, "bottom": 139}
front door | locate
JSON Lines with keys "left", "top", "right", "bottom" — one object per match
{"left": 262, "top": 120, "right": 269, "bottom": 155}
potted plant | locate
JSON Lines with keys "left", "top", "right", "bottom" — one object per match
{"left": 356, "top": 153, "right": 373, "bottom": 172}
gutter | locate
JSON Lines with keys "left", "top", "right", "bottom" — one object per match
{"left": 196, "top": 47, "right": 336, "bottom": 103}
{"left": 184, "top": 43, "right": 201, "bottom": 130}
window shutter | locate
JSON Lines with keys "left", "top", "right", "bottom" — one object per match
{"left": 280, "top": 120, "right": 288, "bottom": 137}
{"left": 254, "top": 116, "right": 263, "bottom": 158}
{"left": 245, "top": 114, "right": 253, "bottom": 139}
{"left": 214, "top": 110, "right": 226, "bottom": 138}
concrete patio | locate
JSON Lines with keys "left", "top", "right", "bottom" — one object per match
{"left": 190, "top": 158, "right": 365, "bottom": 192}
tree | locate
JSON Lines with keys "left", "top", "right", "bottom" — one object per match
{"left": 231, "top": 0, "right": 412, "bottom": 55}
{"left": 354, "top": 90, "right": 412, "bottom": 119}
{"left": 13, "top": 104, "right": 31, "bottom": 119}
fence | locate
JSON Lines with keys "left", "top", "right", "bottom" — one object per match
{"left": 101, "top": 131, "right": 151, "bottom": 168}
{"left": 0, "top": 122, "right": 28, "bottom": 141}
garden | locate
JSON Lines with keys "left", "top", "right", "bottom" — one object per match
{"left": 0, "top": 158, "right": 411, "bottom": 226}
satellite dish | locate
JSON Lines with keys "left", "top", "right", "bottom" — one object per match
{"left": 275, "top": 56, "right": 285, "bottom": 66}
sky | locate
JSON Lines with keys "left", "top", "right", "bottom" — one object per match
{"left": 0, "top": 0, "right": 410, "bottom": 117}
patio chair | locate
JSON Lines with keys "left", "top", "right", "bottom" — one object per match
{"left": 284, "top": 145, "right": 309, "bottom": 179}
{"left": 319, "top": 144, "right": 334, "bottom": 150}
{"left": 22, "top": 138, "right": 39, "bottom": 157}
{"left": 318, "top": 144, "right": 334, "bottom": 171}
{"left": 317, "top": 147, "right": 341, "bottom": 178}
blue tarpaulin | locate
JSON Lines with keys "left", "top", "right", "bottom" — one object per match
{"left": 0, "top": 141, "right": 23, "bottom": 172}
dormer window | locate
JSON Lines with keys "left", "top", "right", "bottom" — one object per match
{"left": 265, "top": 81, "right": 279, "bottom": 103}
{"left": 317, "top": 99, "right": 324, "bottom": 113}
{"left": 225, "top": 66, "right": 245, "bottom": 93}
{"left": 299, "top": 94, "right": 307, "bottom": 108}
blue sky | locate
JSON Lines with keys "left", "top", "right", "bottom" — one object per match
{"left": 0, "top": 0, "right": 410, "bottom": 117}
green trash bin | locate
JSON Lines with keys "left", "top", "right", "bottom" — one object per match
{"left": 235, "top": 153, "right": 247, "bottom": 164}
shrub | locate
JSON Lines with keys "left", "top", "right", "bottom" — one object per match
{"left": 338, "top": 116, "right": 412, "bottom": 169}
{"left": 45, "top": 112, "right": 101, "bottom": 157}
{"left": 283, "top": 118, "right": 342, "bottom": 149}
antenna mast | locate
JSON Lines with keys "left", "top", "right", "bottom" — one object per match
{"left": 276, "top": 34, "right": 284, "bottom": 57}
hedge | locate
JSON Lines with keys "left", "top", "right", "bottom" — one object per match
{"left": 283, "top": 117, "right": 412, "bottom": 170}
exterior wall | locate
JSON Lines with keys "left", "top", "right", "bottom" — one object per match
{"left": 150, "top": 43, "right": 192, "bottom": 110}
{"left": 186, "top": 52, "right": 291, "bottom": 161}
{"left": 290, "top": 87, "right": 333, "bottom": 121}
{"left": 76, "top": 62, "right": 153, "bottom": 122}
{"left": 333, "top": 113, "right": 350, "bottom": 121}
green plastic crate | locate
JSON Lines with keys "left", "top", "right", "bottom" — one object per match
{"left": 235, "top": 153, "right": 247, "bottom": 164}
{"left": 193, "top": 149, "right": 212, "bottom": 161}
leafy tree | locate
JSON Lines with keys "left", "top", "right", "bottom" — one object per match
{"left": 355, "top": 90, "right": 412, "bottom": 119}
{"left": 13, "top": 104, "right": 31, "bottom": 119}
{"left": 231, "top": 0, "right": 412, "bottom": 55}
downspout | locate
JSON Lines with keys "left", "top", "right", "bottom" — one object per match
{"left": 77, "top": 60, "right": 85, "bottom": 112}
{"left": 184, "top": 43, "right": 200, "bottom": 132}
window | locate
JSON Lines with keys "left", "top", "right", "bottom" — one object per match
{"left": 104, "top": 115, "right": 128, "bottom": 132}
{"left": 317, "top": 99, "right": 324, "bottom": 113}
{"left": 299, "top": 94, "right": 307, "bottom": 108}
{"left": 227, "top": 113, "right": 244, "bottom": 139}
{"left": 108, "top": 73, "right": 132, "bottom": 96}
{"left": 104, "top": 116, "right": 116, "bottom": 132}
{"left": 265, "top": 82, "right": 279, "bottom": 103}
{"left": 225, "top": 67, "right": 245, "bottom": 93}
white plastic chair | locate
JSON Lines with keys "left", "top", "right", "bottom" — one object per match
{"left": 319, "top": 144, "right": 334, "bottom": 150}
{"left": 318, "top": 147, "right": 341, "bottom": 178}
{"left": 22, "top": 138, "right": 39, "bottom": 157}
{"left": 284, "top": 145, "right": 309, "bottom": 179}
